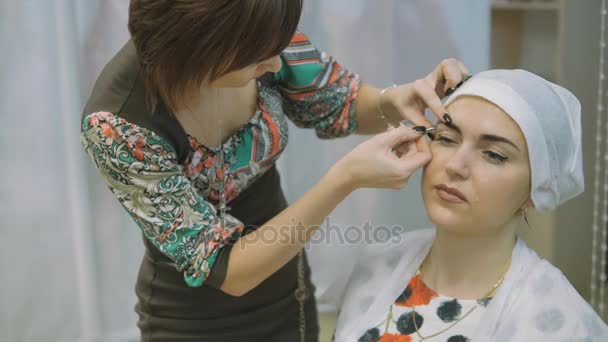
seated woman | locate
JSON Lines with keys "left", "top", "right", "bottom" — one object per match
{"left": 334, "top": 69, "right": 608, "bottom": 341}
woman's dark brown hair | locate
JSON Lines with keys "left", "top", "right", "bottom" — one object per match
{"left": 128, "top": 0, "right": 303, "bottom": 113}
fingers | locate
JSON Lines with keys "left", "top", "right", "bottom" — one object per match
{"left": 457, "top": 60, "right": 470, "bottom": 76}
{"left": 399, "top": 149, "right": 432, "bottom": 171}
{"left": 438, "top": 59, "right": 464, "bottom": 94}
{"left": 415, "top": 134, "right": 431, "bottom": 153}
{"left": 386, "top": 149, "right": 431, "bottom": 190}
{"left": 372, "top": 130, "right": 433, "bottom": 189}
{"left": 393, "top": 140, "right": 416, "bottom": 158}
{"left": 428, "top": 58, "right": 470, "bottom": 97}
{"left": 377, "top": 125, "right": 425, "bottom": 148}
{"left": 386, "top": 59, "right": 469, "bottom": 136}
{"left": 383, "top": 85, "right": 433, "bottom": 128}
{"left": 398, "top": 107, "right": 434, "bottom": 128}
{"left": 412, "top": 79, "right": 449, "bottom": 122}
{"left": 394, "top": 132, "right": 432, "bottom": 157}
{"left": 392, "top": 139, "right": 432, "bottom": 173}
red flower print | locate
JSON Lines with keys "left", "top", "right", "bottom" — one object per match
{"left": 96, "top": 111, "right": 115, "bottom": 123}
{"left": 127, "top": 133, "right": 147, "bottom": 161}
{"left": 87, "top": 115, "right": 100, "bottom": 127}
{"left": 209, "top": 191, "right": 219, "bottom": 202}
{"left": 203, "top": 157, "right": 215, "bottom": 168}
{"left": 185, "top": 151, "right": 208, "bottom": 178}
{"left": 395, "top": 274, "right": 438, "bottom": 307}
{"left": 133, "top": 148, "right": 144, "bottom": 160}
{"left": 379, "top": 333, "right": 411, "bottom": 342}
{"left": 216, "top": 168, "right": 224, "bottom": 180}
{"left": 224, "top": 180, "right": 239, "bottom": 202}
{"left": 100, "top": 123, "right": 123, "bottom": 145}
{"left": 192, "top": 162, "right": 204, "bottom": 175}
{"left": 206, "top": 239, "right": 220, "bottom": 254}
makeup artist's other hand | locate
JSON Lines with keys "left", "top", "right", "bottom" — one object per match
{"left": 332, "top": 126, "right": 431, "bottom": 190}
{"left": 380, "top": 58, "right": 470, "bottom": 127}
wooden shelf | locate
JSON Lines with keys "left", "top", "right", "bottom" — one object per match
{"left": 491, "top": 2, "right": 561, "bottom": 82}
{"left": 492, "top": 1, "right": 561, "bottom": 11}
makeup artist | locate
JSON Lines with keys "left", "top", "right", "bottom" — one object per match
{"left": 79, "top": 1, "right": 469, "bottom": 341}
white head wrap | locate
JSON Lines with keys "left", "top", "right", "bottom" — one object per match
{"left": 443, "top": 69, "right": 584, "bottom": 211}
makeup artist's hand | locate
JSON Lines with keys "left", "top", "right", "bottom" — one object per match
{"left": 331, "top": 125, "right": 431, "bottom": 190}
{"left": 380, "top": 58, "right": 470, "bottom": 127}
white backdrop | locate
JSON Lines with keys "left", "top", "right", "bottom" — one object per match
{"left": 0, "top": 1, "right": 489, "bottom": 340}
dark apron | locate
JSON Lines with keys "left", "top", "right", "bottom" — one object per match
{"left": 82, "top": 40, "right": 319, "bottom": 342}
{"left": 135, "top": 166, "right": 319, "bottom": 342}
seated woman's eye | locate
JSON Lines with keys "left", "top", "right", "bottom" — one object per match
{"left": 435, "top": 135, "right": 456, "bottom": 145}
{"left": 484, "top": 151, "right": 508, "bottom": 164}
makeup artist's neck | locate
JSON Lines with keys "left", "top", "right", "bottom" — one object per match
{"left": 420, "top": 225, "right": 517, "bottom": 299}
{"left": 174, "top": 80, "right": 258, "bottom": 147}
{"left": 184, "top": 80, "right": 258, "bottom": 117}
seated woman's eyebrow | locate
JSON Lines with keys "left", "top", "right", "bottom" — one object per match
{"left": 436, "top": 122, "right": 520, "bottom": 151}
{"left": 437, "top": 121, "right": 461, "bottom": 133}
{"left": 480, "top": 134, "right": 520, "bottom": 151}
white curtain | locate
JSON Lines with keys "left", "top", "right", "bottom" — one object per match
{"left": 1, "top": 1, "right": 136, "bottom": 341}
{"left": 0, "top": 0, "right": 489, "bottom": 340}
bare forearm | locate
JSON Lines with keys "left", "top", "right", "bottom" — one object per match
{"left": 221, "top": 166, "right": 353, "bottom": 296}
{"left": 355, "top": 83, "right": 399, "bottom": 134}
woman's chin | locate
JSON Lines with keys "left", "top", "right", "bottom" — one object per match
{"left": 424, "top": 200, "right": 472, "bottom": 231}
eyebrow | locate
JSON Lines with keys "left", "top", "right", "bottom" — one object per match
{"left": 436, "top": 122, "right": 521, "bottom": 151}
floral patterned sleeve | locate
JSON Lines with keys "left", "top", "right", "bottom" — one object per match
{"left": 275, "top": 32, "right": 361, "bottom": 139}
{"left": 81, "top": 111, "right": 244, "bottom": 287}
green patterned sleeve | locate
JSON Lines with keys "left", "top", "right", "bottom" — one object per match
{"left": 274, "top": 32, "right": 360, "bottom": 139}
{"left": 80, "top": 111, "right": 244, "bottom": 287}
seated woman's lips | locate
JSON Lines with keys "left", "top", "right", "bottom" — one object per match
{"left": 434, "top": 184, "right": 467, "bottom": 203}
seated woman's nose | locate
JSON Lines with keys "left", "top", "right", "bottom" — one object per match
{"left": 445, "top": 153, "right": 470, "bottom": 179}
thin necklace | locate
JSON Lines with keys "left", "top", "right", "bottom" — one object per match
{"left": 184, "top": 91, "right": 228, "bottom": 229}
{"left": 186, "top": 87, "right": 307, "bottom": 342}
{"left": 411, "top": 258, "right": 512, "bottom": 341}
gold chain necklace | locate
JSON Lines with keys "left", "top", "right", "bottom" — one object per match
{"left": 411, "top": 258, "right": 511, "bottom": 341}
